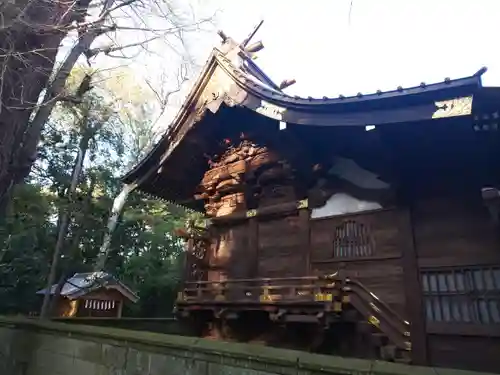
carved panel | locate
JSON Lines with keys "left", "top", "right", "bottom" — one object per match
{"left": 255, "top": 100, "right": 286, "bottom": 121}
{"left": 432, "top": 96, "right": 473, "bottom": 119}
{"left": 189, "top": 238, "right": 208, "bottom": 282}
{"left": 192, "top": 239, "right": 208, "bottom": 260}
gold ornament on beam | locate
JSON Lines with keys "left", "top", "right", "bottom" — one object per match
{"left": 246, "top": 209, "right": 257, "bottom": 218}
{"left": 256, "top": 100, "right": 286, "bottom": 121}
{"left": 297, "top": 199, "right": 309, "bottom": 209}
{"left": 432, "top": 96, "right": 473, "bottom": 119}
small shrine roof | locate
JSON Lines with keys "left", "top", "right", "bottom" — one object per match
{"left": 36, "top": 272, "right": 139, "bottom": 302}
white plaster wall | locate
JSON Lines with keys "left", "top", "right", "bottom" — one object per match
{"left": 311, "top": 193, "right": 382, "bottom": 219}
{"left": 310, "top": 157, "right": 388, "bottom": 219}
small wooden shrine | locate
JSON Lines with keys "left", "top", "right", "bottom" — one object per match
{"left": 123, "top": 22, "right": 500, "bottom": 373}
{"left": 36, "top": 272, "right": 138, "bottom": 318}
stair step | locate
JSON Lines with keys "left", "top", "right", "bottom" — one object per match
{"left": 396, "top": 349, "right": 412, "bottom": 363}
{"left": 343, "top": 309, "right": 360, "bottom": 322}
{"left": 371, "top": 332, "right": 389, "bottom": 346}
{"left": 380, "top": 345, "right": 397, "bottom": 360}
{"left": 356, "top": 321, "right": 373, "bottom": 333}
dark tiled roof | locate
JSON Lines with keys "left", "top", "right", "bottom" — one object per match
{"left": 36, "top": 272, "right": 138, "bottom": 302}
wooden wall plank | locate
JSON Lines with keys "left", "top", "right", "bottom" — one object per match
{"left": 312, "top": 258, "right": 406, "bottom": 316}
{"left": 428, "top": 335, "right": 500, "bottom": 373}
{"left": 413, "top": 196, "right": 500, "bottom": 266}
{"left": 257, "top": 214, "right": 302, "bottom": 278}
{"left": 401, "top": 208, "right": 428, "bottom": 366}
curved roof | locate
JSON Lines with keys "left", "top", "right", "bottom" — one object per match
{"left": 122, "top": 33, "right": 488, "bottom": 203}
{"left": 215, "top": 49, "right": 484, "bottom": 108}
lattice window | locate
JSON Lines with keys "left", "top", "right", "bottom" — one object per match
{"left": 83, "top": 300, "right": 116, "bottom": 311}
{"left": 333, "top": 220, "right": 374, "bottom": 258}
{"left": 421, "top": 266, "right": 500, "bottom": 324}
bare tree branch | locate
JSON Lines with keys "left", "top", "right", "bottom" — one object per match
{"left": 0, "top": 0, "right": 217, "bottom": 281}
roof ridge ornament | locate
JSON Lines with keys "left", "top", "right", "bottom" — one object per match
{"left": 241, "top": 20, "right": 264, "bottom": 48}
{"left": 216, "top": 21, "right": 297, "bottom": 92}
{"left": 279, "top": 79, "right": 296, "bottom": 90}
{"left": 217, "top": 30, "right": 228, "bottom": 43}
{"left": 474, "top": 66, "right": 488, "bottom": 77}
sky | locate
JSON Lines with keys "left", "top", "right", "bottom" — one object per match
{"left": 84, "top": 0, "right": 500, "bottom": 128}
{"left": 205, "top": 0, "right": 500, "bottom": 98}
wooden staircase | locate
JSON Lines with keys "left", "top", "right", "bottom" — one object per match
{"left": 177, "top": 273, "right": 412, "bottom": 363}
{"left": 341, "top": 278, "right": 411, "bottom": 364}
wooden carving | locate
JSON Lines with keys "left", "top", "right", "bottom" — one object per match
{"left": 189, "top": 238, "right": 209, "bottom": 281}
{"left": 255, "top": 100, "right": 286, "bottom": 121}
{"left": 432, "top": 96, "right": 473, "bottom": 119}
{"left": 195, "top": 134, "right": 299, "bottom": 217}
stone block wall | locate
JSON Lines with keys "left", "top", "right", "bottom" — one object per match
{"left": 53, "top": 317, "right": 191, "bottom": 336}
{"left": 0, "top": 317, "right": 496, "bottom": 375}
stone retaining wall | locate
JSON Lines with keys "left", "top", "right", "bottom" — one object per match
{"left": 53, "top": 317, "right": 191, "bottom": 336}
{"left": 0, "top": 317, "right": 496, "bottom": 375}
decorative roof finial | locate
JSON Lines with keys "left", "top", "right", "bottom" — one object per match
{"left": 245, "top": 41, "right": 264, "bottom": 53}
{"left": 241, "top": 20, "right": 264, "bottom": 48}
{"left": 217, "top": 30, "right": 228, "bottom": 43}
{"left": 279, "top": 79, "right": 296, "bottom": 90}
{"left": 474, "top": 66, "right": 488, "bottom": 77}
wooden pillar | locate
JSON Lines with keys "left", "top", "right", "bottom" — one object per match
{"left": 68, "top": 299, "right": 79, "bottom": 318}
{"left": 381, "top": 127, "right": 428, "bottom": 365}
{"left": 248, "top": 217, "right": 259, "bottom": 278}
{"left": 401, "top": 207, "right": 428, "bottom": 365}
{"left": 117, "top": 300, "right": 124, "bottom": 318}
{"left": 298, "top": 199, "right": 311, "bottom": 276}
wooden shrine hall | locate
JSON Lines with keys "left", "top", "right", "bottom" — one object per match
{"left": 123, "top": 22, "right": 500, "bottom": 373}
{"left": 36, "top": 272, "right": 138, "bottom": 318}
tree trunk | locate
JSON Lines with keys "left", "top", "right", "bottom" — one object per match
{"left": 95, "top": 183, "right": 137, "bottom": 271}
{"left": 40, "top": 122, "right": 95, "bottom": 319}
{"left": 0, "top": 0, "right": 89, "bottom": 214}
{"left": 48, "top": 175, "right": 97, "bottom": 316}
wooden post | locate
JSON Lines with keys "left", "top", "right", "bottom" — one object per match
{"left": 381, "top": 127, "right": 428, "bottom": 365}
{"left": 117, "top": 300, "right": 124, "bottom": 318}
{"left": 298, "top": 199, "right": 311, "bottom": 276}
{"left": 401, "top": 208, "right": 428, "bottom": 365}
{"left": 248, "top": 217, "right": 259, "bottom": 278}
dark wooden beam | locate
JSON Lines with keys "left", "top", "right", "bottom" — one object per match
{"left": 210, "top": 200, "right": 302, "bottom": 224}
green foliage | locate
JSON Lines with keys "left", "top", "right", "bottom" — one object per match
{"left": 0, "top": 184, "right": 55, "bottom": 314}
{"left": 0, "top": 67, "right": 188, "bottom": 316}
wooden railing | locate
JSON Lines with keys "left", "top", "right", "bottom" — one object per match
{"left": 177, "top": 274, "right": 342, "bottom": 305}
{"left": 176, "top": 274, "right": 412, "bottom": 352}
